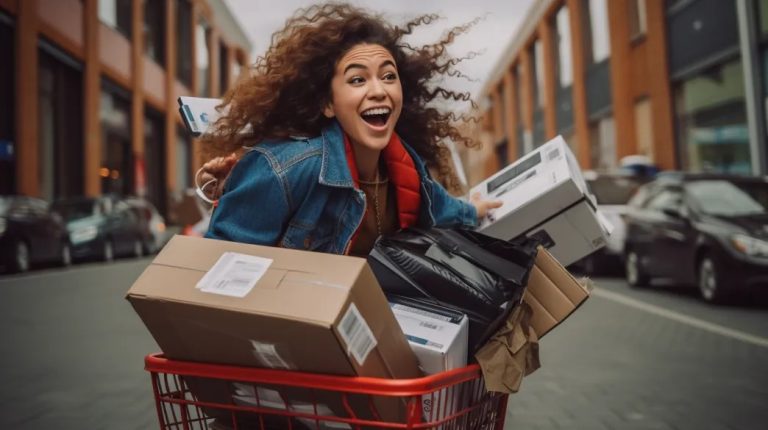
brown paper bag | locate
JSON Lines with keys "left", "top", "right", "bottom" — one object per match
{"left": 474, "top": 302, "right": 540, "bottom": 393}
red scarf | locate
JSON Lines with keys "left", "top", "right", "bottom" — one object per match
{"left": 344, "top": 133, "right": 421, "bottom": 251}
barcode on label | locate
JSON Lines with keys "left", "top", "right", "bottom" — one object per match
{"left": 338, "top": 303, "right": 377, "bottom": 366}
{"left": 547, "top": 147, "right": 561, "bottom": 161}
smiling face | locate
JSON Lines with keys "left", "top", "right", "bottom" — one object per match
{"left": 324, "top": 43, "right": 403, "bottom": 153}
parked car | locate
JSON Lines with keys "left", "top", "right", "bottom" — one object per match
{"left": 623, "top": 173, "right": 768, "bottom": 303}
{"left": 122, "top": 197, "right": 168, "bottom": 254}
{"left": 0, "top": 195, "right": 72, "bottom": 273}
{"left": 52, "top": 196, "right": 145, "bottom": 262}
{"left": 572, "top": 172, "right": 652, "bottom": 275}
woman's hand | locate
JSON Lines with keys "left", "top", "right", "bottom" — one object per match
{"left": 197, "top": 153, "right": 238, "bottom": 201}
{"left": 470, "top": 192, "right": 503, "bottom": 220}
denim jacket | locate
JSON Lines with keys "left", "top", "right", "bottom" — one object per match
{"left": 206, "top": 120, "right": 478, "bottom": 254}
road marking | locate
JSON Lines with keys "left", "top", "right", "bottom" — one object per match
{"left": 592, "top": 288, "right": 768, "bottom": 349}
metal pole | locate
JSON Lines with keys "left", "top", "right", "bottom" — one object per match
{"left": 737, "top": 0, "right": 767, "bottom": 175}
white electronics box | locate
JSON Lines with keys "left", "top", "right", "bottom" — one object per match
{"left": 178, "top": 96, "right": 224, "bottom": 137}
{"left": 470, "top": 135, "right": 612, "bottom": 266}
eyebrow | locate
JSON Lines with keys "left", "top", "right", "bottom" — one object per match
{"left": 343, "top": 60, "right": 396, "bottom": 74}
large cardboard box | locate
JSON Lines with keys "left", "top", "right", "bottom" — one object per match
{"left": 127, "top": 235, "right": 421, "bottom": 425}
{"left": 525, "top": 246, "right": 590, "bottom": 338}
{"left": 470, "top": 135, "right": 611, "bottom": 266}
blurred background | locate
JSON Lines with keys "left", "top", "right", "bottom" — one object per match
{"left": 1, "top": 1, "right": 768, "bottom": 429}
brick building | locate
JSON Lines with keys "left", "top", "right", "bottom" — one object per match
{"left": 467, "top": 0, "right": 768, "bottom": 186}
{"left": 0, "top": 0, "right": 251, "bottom": 216}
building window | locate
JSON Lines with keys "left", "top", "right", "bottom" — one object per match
{"left": 514, "top": 62, "right": 529, "bottom": 156}
{"left": 144, "top": 110, "right": 167, "bottom": 216}
{"left": 759, "top": 0, "right": 768, "bottom": 35}
{"left": 495, "top": 139, "right": 509, "bottom": 168}
{"left": 674, "top": 59, "right": 750, "bottom": 174}
{"left": 532, "top": 41, "right": 545, "bottom": 109}
{"left": 176, "top": 0, "right": 193, "bottom": 87}
{"left": 98, "top": 0, "right": 131, "bottom": 38}
{"left": 100, "top": 80, "right": 133, "bottom": 196}
{"left": 628, "top": 0, "right": 647, "bottom": 40}
{"left": 589, "top": 116, "right": 616, "bottom": 170}
{"left": 219, "top": 41, "right": 229, "bottom": 94}
{"left": 0, "top": 14, "right": 15, "bottom": 195}
{"left": 176, "top": 126, "right": 192, "bottom": 192}
{"left": 144, "top": 0, "right": 165, "bottom": 65}
{"left": 584, "top": 0, "right": 611, "bottom": 64}
{"left": 38, "top": 45, "right": 84, "bottom": 200}
{"left": 196, "top": 18, "right": 211, "bottom": 96}
{"left": 555, "top": 6, "right": 573, "bottom": 88}
{"left": 634, "top": 97, "right": 654, "bottom": 159}
{"left": 498, "top": 85, "right": 507, "bottom": 137}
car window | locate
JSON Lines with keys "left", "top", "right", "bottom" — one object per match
{"left": 644, "top": 188, "right": 683, "bottom": 212}
{"left": 587, "top": 177, "right": 645, "bottom": 205}
{"left": 0, "top": 197, "right": 10, "bottom": 215}
{"left": 686, "top": 180, "right": 768, "bottom": 216}
{"left": 53, "top": 201, "right": 97, "bottom": 220}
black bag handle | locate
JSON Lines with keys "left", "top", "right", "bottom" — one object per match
{"left": 413, "top": 228, "right": 531, "bottom": 285}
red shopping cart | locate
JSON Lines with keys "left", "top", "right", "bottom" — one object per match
{"left": 145, "top": 353, "right": 508, "bottom": 430}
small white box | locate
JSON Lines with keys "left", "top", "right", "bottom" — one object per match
{"left": 390, "top": 300, "right": 468, "bottom": 424}
{"left": 390, "top": 302, "right": 468, "bottom": 375}
{"left": 178, "top": 96, "right": 224, "bottom": 136}
{"left": 470, "top": 135, "right": 611, "bottom": 266}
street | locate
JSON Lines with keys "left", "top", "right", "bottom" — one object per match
{"left": 1, "top": 260, "right": 767, "bottom": 430}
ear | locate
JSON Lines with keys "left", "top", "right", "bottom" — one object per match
{"left": 323, "top": 103, "right": 335, "bottom": 119}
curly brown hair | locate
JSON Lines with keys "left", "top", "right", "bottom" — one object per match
{"left": 205, "top": 2, "right": 480, "bottom": 192}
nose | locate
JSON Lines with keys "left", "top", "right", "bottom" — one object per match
{"left": 367, "top": 78, "right": 386, "bottom": 99}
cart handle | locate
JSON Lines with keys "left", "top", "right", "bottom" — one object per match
{"left": 145, "top": 353, "right": 484, "bottom": 397}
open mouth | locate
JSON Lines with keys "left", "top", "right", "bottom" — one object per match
{"left": 361, "top": 107, "right": 391, "bottom": 128}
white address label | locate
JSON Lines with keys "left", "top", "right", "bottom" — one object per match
{"left": 196, "top": 252, "right": 273, "bottom": 298}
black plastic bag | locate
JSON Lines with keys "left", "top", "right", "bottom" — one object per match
{"left": 368, "top": 228, "right": 540, "bottom": 353}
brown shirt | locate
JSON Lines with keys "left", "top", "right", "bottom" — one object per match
{"left": 348, "top": 181, "right": 399, "bottom": 257}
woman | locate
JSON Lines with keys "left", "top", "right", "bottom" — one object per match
{"left": 203, "top": 3, "right": 501, "bottom": 256}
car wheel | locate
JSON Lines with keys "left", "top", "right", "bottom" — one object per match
{"left": 10, "top": 241, "right": 31, "bottom": 273}
{"left": 102, "top": 240, "right": 114, "bottom": 262}
{"left": 698, "top": 256, "right": 728, "bottom": 304}
{"left": 60, "top": 242, "right": 72, "bottom": 267}
{"left": 625, "top": 250, "right": 649, "bottom": 287}
{"left": 133, "top": 238, "right": 144, "bottom": 258}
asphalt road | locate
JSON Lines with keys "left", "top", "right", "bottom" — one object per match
{"left": 0, "top": 260, "right": 767, "bottom": 429}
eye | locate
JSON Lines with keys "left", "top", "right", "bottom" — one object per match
{"left": 382, "top": 72, "right": 398, "bottom": 81}
{"left": 348, "top": 76, "right": 365, "bottom": 85}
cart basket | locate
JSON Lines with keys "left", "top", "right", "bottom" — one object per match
{"left": 145, "top": 353, "right": 508, "bottom": 430}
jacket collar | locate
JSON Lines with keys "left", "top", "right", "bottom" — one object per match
{"left": 318, "top": 120, "right": 430, "bottom": 187}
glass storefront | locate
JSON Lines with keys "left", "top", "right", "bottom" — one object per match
{"left": 100, "top": 82, "right": 132, "bottom": 195}
{"left": 144, "top": 110, "right": 167, "bottom": 216}
{"left": 176, "top": 126, "right": 192, "bottom": 193}
{"left": 0, "top": 13, "right": 15, "bottom": 195}
{"left": 38, "top": 44, "right": 84, "bottom": 200}
{"left": 674, "top": 59, "right": 750, "bottom": 174}
{"left": 196, "top": 18, "right": 211, "bottom": 96}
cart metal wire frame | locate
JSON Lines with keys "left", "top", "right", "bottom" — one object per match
{"left": 145, "top": 354, "right": 509, "bottom": 430}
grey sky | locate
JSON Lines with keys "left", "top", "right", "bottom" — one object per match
{"left": 224, "top": 0, "right": 534, "bottom": 100}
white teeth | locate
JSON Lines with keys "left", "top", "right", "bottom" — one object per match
{"left": 361, "top": 107, "right": 391, "bottom": 116}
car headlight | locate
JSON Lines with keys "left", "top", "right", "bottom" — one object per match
{"left": 731, "top": 234, "right": 768, "bottom": 258}
{"left": 0, "top": 217, "right": 6, "bottom": 236}
{"left": 70, "top": 225, "right": 99, "bottom": 244}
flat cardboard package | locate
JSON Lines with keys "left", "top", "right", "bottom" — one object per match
{"left": 470, "top": 135, "right": 611, "bottom": 266}
{"left": 126, "top": 235, "right": 421, "bottom": 424}
{"left": 476, "top": 246, "right": 589, "bottom": 393}
{"left": 524, "top": 246, "right": 590, "bottom": 338}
